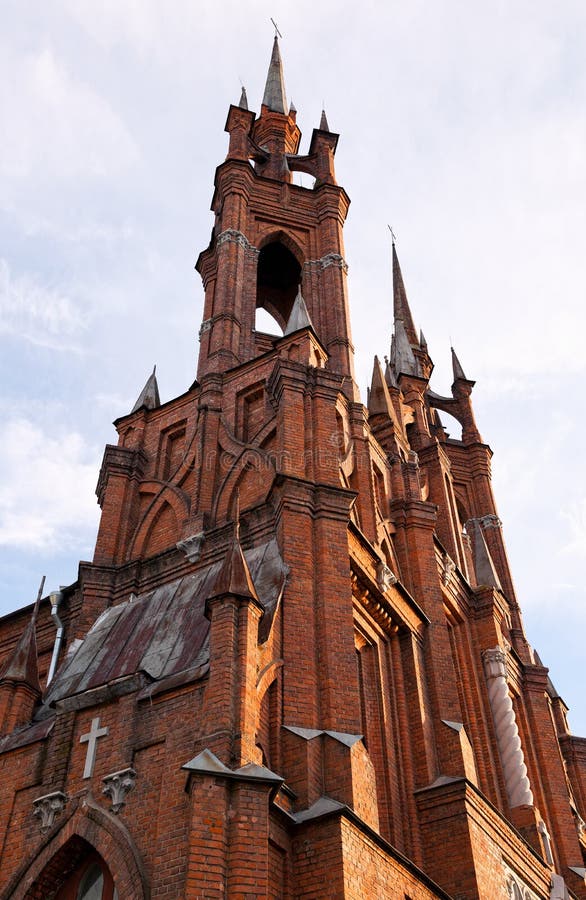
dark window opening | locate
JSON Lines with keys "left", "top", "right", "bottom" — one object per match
{"left": 256, "top": 241, "right": 301, "bottom": 331}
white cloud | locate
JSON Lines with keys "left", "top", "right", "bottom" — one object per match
{"left": 0, "top": 46, "right": 138, "bottom": 179}
{"left": 560, "top": 497, "right": 586, "bottom": 559}
{"left": 0, "top": 259, "right": 87, "bottom": 350}
{"left": 0, "top": 419, "right": 100, "bottom": 552}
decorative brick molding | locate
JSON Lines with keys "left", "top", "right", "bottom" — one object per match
{"left": 32, "top": 791, "right": 67, "bottom": 833}
{"left": 102, "top": 767, "right": 137, "bottom": 814}
{"left": 483, "top": 647, "right": 534, "bottom": 808}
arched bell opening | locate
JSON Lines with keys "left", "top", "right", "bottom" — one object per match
{"left": 256, "top": 241, "right": 301, "bottom": 331}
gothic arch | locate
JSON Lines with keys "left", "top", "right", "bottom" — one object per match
{"left": 129, "top": 482, "right": 190, "bottom": 558}
{"left": 2, "top": 793, "right": 149, "bottom": 900}
{"left": 213, "top": 448, "right": 276, "bottom": 525}
{"left": 256, "top": 229, "right": 304, "bottom": 265}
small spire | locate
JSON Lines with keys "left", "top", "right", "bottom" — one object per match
{"left": 209, "top": 507, "right": 260, "bottom": 604}
{"left": 0, "top": 577, "right": 45, "bottom": 692}
{"left": 451, "top": 346, "right": 467, "bottom": 381}
{"left": 131, "top": 365, "right": 160, "bottom": 414}
{"left": 238, "top": 86, "right": 248, "bottom": 110}
{"left": 368, "top": 356, "right": 394, "bottom": 418}
{"left": 262, "top": 35, "right": 287, "bottom": 114}
{"left": 470, "top": 519, "right": 502, "bottom": 590}
{"left": 284, "top": 286, "right": 313, "bottom": 335}
{"left": 319, "top": 108, "right": 330, "bottom": 131}
{"left": 392, "top": 242, "right": 419, "bottom": 348}
{"left": 289, "top": 99, "right": 296, "bottom": 114}
{"left": 420, "top": 329, "right": 428, "bottom": 352}
{"left": 384, "top": 354, "right": 397, "bottom": 389}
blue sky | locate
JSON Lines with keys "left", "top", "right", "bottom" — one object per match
{"left": 1, "top": 1, "right": 585, "bottom": 735}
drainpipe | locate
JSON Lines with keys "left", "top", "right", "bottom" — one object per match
{"left": 47, "top": 590, "right": 64, "bottom": 686}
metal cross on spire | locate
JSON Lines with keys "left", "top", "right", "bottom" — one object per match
{"left": 387, "top": 224, "right": 397, "bottom": 245}
{"left": 270, "top": 17, "right": 283, "bottom": 39}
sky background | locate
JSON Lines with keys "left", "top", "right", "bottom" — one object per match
{"left": 1, "top": 2, "right": 585, "bottom": 735}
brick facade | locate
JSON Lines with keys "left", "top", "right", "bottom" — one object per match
{"left": 0, "top": 38, "right": 585, "bottom": 899}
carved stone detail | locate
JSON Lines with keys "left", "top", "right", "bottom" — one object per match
{"left": 483, "top": 647, "right": 534, "bottom": 808}
{"left": 177, "top": 532, "right": 205, "bottom": 563}
{"left": 376, "top": 562, "right": 397, "bottom": 592}
{"left": 304, "top": 252, "right": 349, "bottom": 273}
{"left": 441, "top": 553, "right": 456, "bottom": 586}
{"left": 479, "top": 514, "right": 502, "bottom": 529}
{"left": 32, "top": 791, "right": 67, "bottom": 833}
{"left": 502, "top": 861, "right": 541, "bottom": 900}
{"left": 102, "top": 767, "right": 137, "bottom": 814}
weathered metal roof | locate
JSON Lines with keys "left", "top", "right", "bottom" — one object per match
{"left": 45, "top": 539, "right": 286, "bottom": 705}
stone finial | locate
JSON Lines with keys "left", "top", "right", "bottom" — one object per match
{"left": 238, "top": 86, "right": 248, "bottom": 110}
{"left": 102, "top": 767, "right": 137, "bottom": 814}
{"left": 33, "top": 791, "right": 67, "bottom": 833}
{"left": 319, "top": 108, "right": 330, "bottom": 131}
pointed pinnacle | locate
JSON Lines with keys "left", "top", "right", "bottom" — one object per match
{"left": 284, "top": 286, "right": 313, "bottom": 335}
{"left": 131, "top": 367, "right": 161, "bottom": 414}
{"left": 384, "top": 354, "right": 397, "bottom": 389}
{"left": 392, "top": 242, "right": 419, "bottom": 348}
{"left": 238, "top": 86, "right": 248, "bottom": 110}
{"left": 451, "top": 346, "right": 467, "bottom": 381}
{"left": 368, "top": 356, "right": 394, "bottom": 418}
{"left": 319, "top": 108, "right": 330, "bottom": 131}
{"left": 210, "top": 519, "right": 260, "bottom": 605}
{"left": 262, "top": 35, "right": 287, "bottom": 114}
{"left": 420, "top": 330, "right": 428, "bottom": 352}
{"left": 470, "top": 519, "right": 502, "bottom": 590}
{"left": 0, "top": 581, "right": 44, "bottom": 692}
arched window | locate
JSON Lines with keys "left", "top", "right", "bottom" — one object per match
{"left": 55, "top": 851, "right": 117, "bottom": 900}
{"left": 256, "top": 241, "right": 301, "bottom": 330}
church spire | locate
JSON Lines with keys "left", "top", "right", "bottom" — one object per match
{"left": 262, "top": 35, "right": 287, "bottom": 114}
{"left": 392, "top": 242, "right": 419, "bottom": 348}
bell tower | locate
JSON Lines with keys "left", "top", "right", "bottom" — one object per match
{"left": 196, "top": 36, "right": 357, "bottom": 396}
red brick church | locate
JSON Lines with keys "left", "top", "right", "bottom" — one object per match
{"left": 0, "top": 38, "right": 584, "bottom": 899}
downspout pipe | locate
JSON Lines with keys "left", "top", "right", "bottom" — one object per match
{"left": 47, "top": 590, "right": 64, "bottom": 686}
